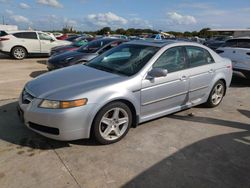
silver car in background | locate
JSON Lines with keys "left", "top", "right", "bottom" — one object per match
{"left": 18, "top": 40, "right": 232, "bottom": 144}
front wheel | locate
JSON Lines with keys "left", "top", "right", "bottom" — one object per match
{"left": 11, "top": 46, "right": 27, "bottom": 60}
{"left": 205, "top": 80, "right": 226, "bottom": 108}
{"left": 92, "top": 102, "right": 132, "bottom": 145}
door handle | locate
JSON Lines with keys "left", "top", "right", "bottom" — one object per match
{"left": 180, "top": 75, "right": 188, "bottom": 81}
{"left": 233, "top": 51, "right": 236, "bottom": 53}
{"left": 208, "top": 69, "right": 214, "bottom": 73}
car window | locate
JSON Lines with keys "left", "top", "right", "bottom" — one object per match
{"left": 222, "top": 40, "right": 238, "bottom": 47}
{"left": 99, "top": 41, "right": 122, "bottom": 54}
{"left": 13, "top": 32, "right": 37, "bottom": 39}
{"left": 38, "top": 33, "right": 52, "bottom": 40}
{"left": 86, "top": 44, "right": 159, "bottom": 76}
{"left": 186, "top": 46, "right": 214, "bottom": 68}
{"left": 153, "top": 47, "right": 186, "bottom": 73}
{"left": 78, "top": 39, "right": 114, "bottom": 53}
{"left": 237, "top": 39, "right": 250, "bottom": 48}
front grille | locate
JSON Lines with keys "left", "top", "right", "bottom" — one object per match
{"left": 22, "top": 88, "right": 35, "bottom": 104}
{"left": 29, "top": 122, "right": 60, "bottom": 135}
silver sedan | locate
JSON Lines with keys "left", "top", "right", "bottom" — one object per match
{"left": 18, "top": 40, "right": 232, "bottom": 144}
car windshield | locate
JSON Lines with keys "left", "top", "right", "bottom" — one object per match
{"left": 85, "top": 44, "right": 159, "bottom": 76}
{"left": 77, "top": 39, "right": 112, "bottom": 53}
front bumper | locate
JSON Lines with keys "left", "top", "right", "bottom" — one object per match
{"left": 18, "top": 96, "right": 95, "bottom": 141}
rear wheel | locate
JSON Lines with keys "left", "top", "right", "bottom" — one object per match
{"left": 11, "top": 46, "right": 27, "bottom": 60}
{"left": 92, "top": 102, "right": 132, "bottom": 145}
{"left": 205, "top": 80, "right": 225, "bottom": 108}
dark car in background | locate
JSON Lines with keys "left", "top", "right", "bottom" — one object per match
{"left": 47, "top": 38, "right": 127, "bottom": 70}
{"left": 205, "top": 36, "right": 233, "bottom": 50}
{"left": 50, "top": 37, "right": 94, "bottom": 56}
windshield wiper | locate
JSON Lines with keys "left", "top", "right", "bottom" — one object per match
{"left": 87, "top": 64, "right": 127, "bottom": 76}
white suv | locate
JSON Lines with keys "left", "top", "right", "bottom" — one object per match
{"left": 0, "top": 31, "right": 71, "bottom": 59}
{"left": 216, "top": 38, "right": 250, "bottom": 79}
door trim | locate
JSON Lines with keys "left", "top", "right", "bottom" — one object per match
{"left": 142, "top": 91, "right": 188, "bottom": 106}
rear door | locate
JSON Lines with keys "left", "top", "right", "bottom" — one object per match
{"left": 12, "top": 32, "right": 40, "bottom": 53}
{"left": 185, "top": 46, "right": 216, "bottom": 104}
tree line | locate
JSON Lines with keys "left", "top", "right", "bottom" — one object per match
{"left": 57, "top": 27, "right": 219, "bottom": 38}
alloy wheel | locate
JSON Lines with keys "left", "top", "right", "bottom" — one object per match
{"left": 99, "top": 107, "right": 129, "bottom": 141}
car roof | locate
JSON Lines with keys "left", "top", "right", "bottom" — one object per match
{"left": 126, "top": 39, "right": 197, "bottom": 48}
{"left": 8, "top": 30, "right": 43, "bottom": 34}
{"left": 93, "top": 37, "right": 125, "bottom": 43}
{"left": 226, "top": 37, "right": 250, "bottom": 40}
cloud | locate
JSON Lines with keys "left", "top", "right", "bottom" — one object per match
{"left": 19, "top": 3, "right": 31, "bottom": 9}
{"left": 63, "top": 18, "right": 78, "bottom": 26}
{"left": 5, "top": 9, "right": 13, "bottom": 14}
{"left": 86, "top": 12, "right": 128, "bottom": 27}
{"left": 167, "top": 12, "right": 197, "bottom": 25}
{"left": 11, "top": 15, "right": 30, "bottom": 24}
{"left": 37, "top": 0, "right": 63, "bottom": 8}
{"left": 5, "top": 9, "right": 31, "bottom": 24}
{"left": 129, "top": 18, "right": 153, "bottom": 29}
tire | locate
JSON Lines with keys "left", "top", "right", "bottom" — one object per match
{"left": 205, "top": 80, "right": 226, "bottom": 108}
{"left": 92, "top": 102, "right": 132, "bottom": 145}
{"left": 11, "top": 46, "right": 27, "bottom": 60}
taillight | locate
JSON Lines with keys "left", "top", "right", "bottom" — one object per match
{"left": 216, "top": 50, "right": 224, "bottom": 54}
{"left": 0, "top": 38, "right": 9, "bottom": 41}
{"left": 246, "top": 52, "right": 250, "bottom": 56}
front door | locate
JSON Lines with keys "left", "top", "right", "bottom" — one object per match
{"left": 141, "top": 46, "right": 189, "bottom": 121}
{"left": 38, "top": 32, "right": 54, "bottom": 53}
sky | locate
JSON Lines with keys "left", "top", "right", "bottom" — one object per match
{"left": 0, "top": 0, "right": 250, "bottom": 32}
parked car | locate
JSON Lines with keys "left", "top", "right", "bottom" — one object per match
{"left": 18, "top": 40, "right": 232, "bottom": 144}
{"left": 216, "top": 37, "right": 250, "bottom": 79}
{"left": 50, "top": 37, "right": 94, "bottom": 56}
{"left": 0, "top": 31, "right": 71, "bottom": 59}
{"left": 110, "top": 34, "right": 128, "bottom": 39}
{"left": 47, "top": 38, "right": 126, "bottom": 70}
{"left": 204, "top": 36, "right": 232, "bottom": 50}
{"left": 56, "top": 34, "right": 68, "bottom": 40}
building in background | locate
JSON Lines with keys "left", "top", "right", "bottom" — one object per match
{"left": 0, "top": 24, "right": 18, "bottom": 31}
{"left": 209, "top": 29, "right": 250, "bottom": 37}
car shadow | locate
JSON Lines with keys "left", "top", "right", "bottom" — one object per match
{"left": 230, "top": 72, "right": 250, "bottom": 88}
{"left": 0, "top": 53, "right": 12, "bottom": 59}
{"left": 37, "top": 60, "right": 47, "bottom": 65}
{"left": 29, "top": 70, "right": 48, "bottom": 78}
{"left": 123, "top": 115, "right": 250, "bottom": 188}
{"left": 0, "top": 101, "right": 99, "bottom": 150}
{"left": 238, "top": 109, "right": 250, "bottom": 119}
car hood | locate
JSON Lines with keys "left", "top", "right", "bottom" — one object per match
{"left": 48, "top": 50, "right": 96, "bottom": 64}
{"left": 55, "top": 40, "right": 72, "bottom": 46}
{"left": 26, "top": 65, "right": 125, "bottom": 100}
{"left": 52, "top": 45, "right": 76, "bottom": 51}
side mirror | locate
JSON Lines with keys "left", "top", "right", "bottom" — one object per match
{"left": 147, "top": 68, "right": 168, "bottom": 79}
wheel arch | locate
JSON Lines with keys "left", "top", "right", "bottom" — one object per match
{"left": 11, "top": 45, "right": 28, "bottom": 54}
{"left": 89, "top": 98, "right": 139, "bottom": 138}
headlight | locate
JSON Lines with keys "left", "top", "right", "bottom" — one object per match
{"left": 39, "top": 99, "right": 88, "bottom": 109}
